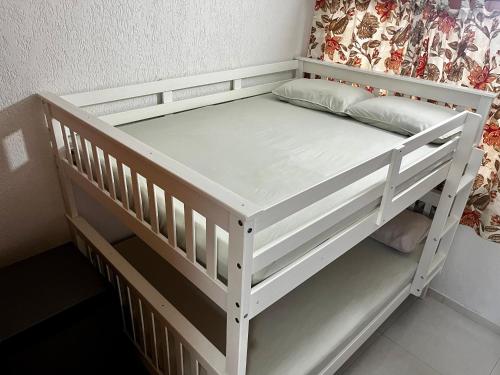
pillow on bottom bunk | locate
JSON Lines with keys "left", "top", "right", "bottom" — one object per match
{"left": 371, "top": 210, "right": 431, "bottom": 253}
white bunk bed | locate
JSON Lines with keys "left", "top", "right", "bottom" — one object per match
{"left": 39, "top": 57, "right": 496, "bottom": 375}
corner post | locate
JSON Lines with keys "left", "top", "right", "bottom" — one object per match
{"left": 226, "top": 214, "right": 255, "bottom": 375}
{"left": 474, "top": 96, "right": 493, "bottom": 145}
{"left": 295, "top": 59, "right": 304, "bottom": 79}
{"left": 41, "top": 99, "right": 79, "bottom": 244}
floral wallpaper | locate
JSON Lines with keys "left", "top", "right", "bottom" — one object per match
{"left": 309, "top": 0, "right": 500, "bottom": 242}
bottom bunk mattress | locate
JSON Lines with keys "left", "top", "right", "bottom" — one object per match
{"left": 115, "top": 94, "right": 436, "bottom": 285}
{"left": 114, "top": 235, "right": 435, "bottom": 375}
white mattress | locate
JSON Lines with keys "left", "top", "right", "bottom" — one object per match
{"left": 118, "top": 94, "right": 435, "bottom": 283}
{"left": 115, "top": 235, "right": 427, "bottom": 375}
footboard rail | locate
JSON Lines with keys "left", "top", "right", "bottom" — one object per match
{"left": 69, "top": 215, "right": 225, "bottom": 375}
{"left": 40, "top": 91, "right": 260, "bottom": 312}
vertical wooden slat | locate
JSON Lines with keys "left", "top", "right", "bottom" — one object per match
{"left": 162, "top": 91, "right": 173, "bottom": 103}
{"left": 131, "top": 170, "right": 144, "bottom": 221}
{"left": 60, "top": 125, "right": 73, "bottom": 163}
{"left": 142, "top": 305, "right": 155, "bottom": 362}
{"left": 183, "top": 348, "right": 198, "bottom": 375}
{"left": 165, "top": 326, "right": 173, "bottom": 375}
{"left": 151, "top": 312, "right": 160, "bottom": 371}
{"left": 103, "top": 152, "right": 117, "bottom": 199}
{"left": 184, "top": 206, "right": 195, "bottom": 262}
{"left": 79, "top": 137, "right": 93, "bottom": 180}
{"left": 116, "top": 161, "right": 129, "bottom": 210}
{"left": 377, "top": 145, "right": 404, "bottom": 225}
{"left": 95, "top": 253, "right": 104, "bottom": 275}
{"left": 116, "top": 276, "right": 128, "bottom": 332}
{"left": 91, "top": 144, "right": 105, "bottom": 189}
{"left": 205, "top": 219, "right": 217, "bottom": 278}
{"left": 139, "top": 299, "right": 148, "bottom": 355}
{"left": 231, "top": 79, "right": 242, "bottom": 90}
{"left": 126, "top": 286, "right": 137, "bottom": 343}
{"left": 189, "top": 355, "right": 199, "bottom": 375}
{"left": 105, "top": 264, "right": 114, "bottom": 286}
{"left": 87, "top": 245, "right": 94, "bottom": 266}
{"left": 175, "top": 339, "right": 184, "bottom": 375}
{"left": 70, "top": 129, "right": 83, "bottom": 172}
{"left": 164, "top": 192, "right": 177, "bottom": 248}
{"left": 147, "top": 181, "right": 159, "bottom": 234}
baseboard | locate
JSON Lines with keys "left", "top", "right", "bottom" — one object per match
{"left": 428, "top": 288, "right": 500, "bottom": 335}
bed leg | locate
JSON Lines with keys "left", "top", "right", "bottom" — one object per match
{"left": 41, "top": 100, "right": 80, "bottom": 248}
{"left": 226, "top": 215, "right": 255, "bottom": 375}
{"left": 419, "top": 285, "right": 430, "bottom": 299}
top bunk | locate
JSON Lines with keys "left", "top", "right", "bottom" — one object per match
{"left": 41, "top": 56, "right": 496, "bottom": 223}
{"left": 39, "top": 57, "right": 495, "bottom": 316}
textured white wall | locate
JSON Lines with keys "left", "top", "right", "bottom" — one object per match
{"left": 0, "top": 0, "right": 314, "bottom": 267}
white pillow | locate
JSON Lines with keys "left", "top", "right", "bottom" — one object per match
{"left": 347, "top": 96, "right": 459, "bottom": 143}
{"left": 371, "top": 210, "right": 432, "bottom": 253}
{"left": 272, "top": 78, "right": 374, "bottom": 115}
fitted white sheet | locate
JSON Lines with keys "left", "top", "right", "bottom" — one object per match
{"left": 118, "top": 94, "right": 435, "bottom": 283}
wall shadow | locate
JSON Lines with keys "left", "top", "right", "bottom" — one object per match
{"left": 0, "top": 95, "right": 69, "bottom": 267}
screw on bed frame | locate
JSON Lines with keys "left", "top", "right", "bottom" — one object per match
{"left": 244, "top": 314, "right": 248, "bottom": 319}
{"left": 247, "top": 228, "right": 253, "bottom": 233}
{"left": 236, "top": 302, "right": 240, "bottom": 308}
{"left": 237, "top": 263, "right": 241, "bottom": 269}
{"left": 238, "top": 220, "right": 243, "bottom": 226}
{"left": 235, "top": 318, "right": 239, "bottom": 323}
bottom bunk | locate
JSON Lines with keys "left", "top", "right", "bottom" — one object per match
{"left": 110, "top": 234, "right": 445, "bottom": 375}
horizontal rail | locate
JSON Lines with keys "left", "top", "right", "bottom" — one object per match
{"left": 250, "top": 210, "right": 380, "bottom": 318}
{"left": 69, "top": 215, "right": 226, "bottom": 375}
{"left": 457, "top": 172, "right": 476, "bottom": 194}
{"left": 63, "top": 60, "right": 298, "bottom": 107}
{"left": 398, "top": 137, "right": 458, "bottom": 185}
{"left": 442, "top": 215, "right": 460, "bottom": 239}
{"left": 399, "top": 112, "right": 467, "bottom": 155}
{"left": 298, "top": 57, "right": 496, "bottom": 108}
{"left": 254, "top": 150, "right": 392, "bottom": 231}
{"left": 252, "top": 184, "right": 383, "bottom": 273}
{"left": 386, "top": 161, "right": 451, "bottom": 220}
{"left": 101, "top": 80, "right": 289, "bottom": 126}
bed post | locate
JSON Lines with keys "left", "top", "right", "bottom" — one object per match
{"left": 41, "top": 100, "right": 80, "bottom": 248}
{"left": 296, "top": 59, "right": 304, "bottom": 79}
{"left": 475, "top": 96, "right": 493, "bottom": 145}
{"left": 226, "top": 214, "right": 255, "bottom": 375}
{"left": 410, "top": 112, "right": 482, "bottom": 296}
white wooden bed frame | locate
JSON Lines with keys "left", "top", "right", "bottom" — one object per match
{"left": 39, "top": 57, "right": 496, "bottom": 375}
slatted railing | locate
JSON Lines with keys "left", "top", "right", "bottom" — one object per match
{"left": 70, "top": 216, "right": 225, "bottom": 375}
{"left": 41, "top": 97, "right": 245, "bottom": 311}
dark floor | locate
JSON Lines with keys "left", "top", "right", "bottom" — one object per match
{"left": 0, "top": 244, "right": 148, "bottom": 375}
